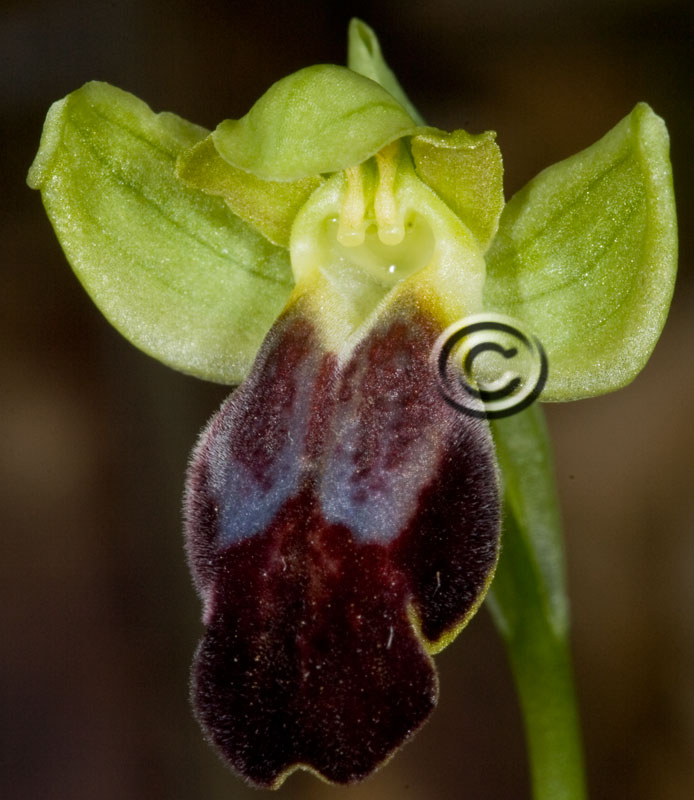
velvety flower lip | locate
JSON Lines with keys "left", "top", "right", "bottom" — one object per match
{"left": 185, "top": 297, "right": 500, "bottom": 788}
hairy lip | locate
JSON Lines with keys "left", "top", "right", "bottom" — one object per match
{"left": 184, "top": 299, "right": 500, "bottom": 787}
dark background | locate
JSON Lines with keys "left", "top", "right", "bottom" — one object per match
{"left": 2, "top": 1, "right": 692, "bottom": 798}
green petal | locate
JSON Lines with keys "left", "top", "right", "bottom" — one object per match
{"left": 411, "top": 128, "right": 504, "bottom": 252}
{"left": 212, "top": 65, "right": 418, "bottom": 180}
{"left": 176, "top": 136, "right": 322, "bottom": 248}
{"left": 27, "top": 81, "right": 293, "bottom": 384}
{"left": 484, "top": 103, "right": 677, "bottom": 400}
{"left": 347, "top": 18, "right": 425, "bottom": 126}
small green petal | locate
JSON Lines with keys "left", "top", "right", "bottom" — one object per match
{"left": 212, "top": 65, "right": 419, "bottom": 180}
{"left": 176, "top": 136, "right": 322, "bottom": 248}
{"left": 411, "top": 128, "right": 505, "bottom": 252}
{"left": 347, "top": 18, "right": 425, "bottom": 126}
{"left": 484, "top": 103, "right": 677, "bottom": 400}
{"left": 27, "top": 81, "right": 293, "bottom": 384}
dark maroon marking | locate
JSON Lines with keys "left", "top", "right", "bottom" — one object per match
{"left": 317, "top": 302, "right": 499, "bottom": 643}
{"left": 193, "top": 489, "right": 438, "bottom": 786}
{"left": 184, "top": 306, "right": 335, "bottom": 617}
{"left": 184, "top": 296, "right": 500, "bottom": 787}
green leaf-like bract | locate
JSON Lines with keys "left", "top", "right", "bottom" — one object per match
{"left": 27, "top": 81, "right": 293, "bottom": 384}
{"left": 484, "top": 102, "right": 677, "bottom": 400}
{"left": 212, "top": 65, "right": 419, "bottom": 180}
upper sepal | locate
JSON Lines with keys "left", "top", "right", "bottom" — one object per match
{"left": 483, "top": 102, "right": 677, "bottom": 400}
{"left": 27, "top": 81, "right": 294, "bottom": 384}
{"left": 212, "top": 64, "right": 419, "bottom": 180}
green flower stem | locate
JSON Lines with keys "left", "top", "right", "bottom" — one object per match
{"left": 487, "top": 408, "right": 586, "bottom": 800}
{"left": 490, "top": 512, "right": 586, "bottom": 800}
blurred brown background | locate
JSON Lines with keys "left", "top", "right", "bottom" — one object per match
{"left": 2, "top": 1, "right": 692, "bottom": 798}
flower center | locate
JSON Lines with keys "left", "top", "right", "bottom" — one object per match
{"left": 290, "top": 140, "right": 486, "bottom": 344}
{"left": 327, "top": 143, "right": 435, "bottom": 292}
{"left": 328, "top": 214, "right": 435, "bottom": 289}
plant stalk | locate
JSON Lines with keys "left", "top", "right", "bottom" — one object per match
{"left": 487, "top": 408, "right": 587, "bottom": 800}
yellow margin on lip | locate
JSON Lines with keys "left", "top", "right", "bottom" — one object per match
{"left": 407, "top": 547, "right": 500, "bottom": 657}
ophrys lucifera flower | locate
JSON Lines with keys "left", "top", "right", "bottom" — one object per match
{"left": 179, "top": 59, "right": 505, "bottom": 785}
{"left": 27, "top": 18, "right": 676, "bottom": 794}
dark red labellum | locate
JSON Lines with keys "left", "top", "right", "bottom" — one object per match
{"left": 184, "top": 296, "right": 500, "bottom": 787}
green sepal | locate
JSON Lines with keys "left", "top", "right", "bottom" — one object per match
{"left": 27, "top": 81, "right": 293, "bottom": 384}
{"left": 176, "top": 137, "right": 322, "bottom": 248}
{"left": 411, "top": 128, "right": 504, "bottom": 252}
{"left": 484, "top": 103, "right": 677, "bottom": 400}
{"left": 212, "top": 64, "right": 419, "bottom": 181}
{"left": 347, "top": 18, "right": 425, "bottom": 126}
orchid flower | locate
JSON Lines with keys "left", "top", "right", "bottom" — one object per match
{"left": 27, "top": 19, "right": 676, "bottom": 798}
